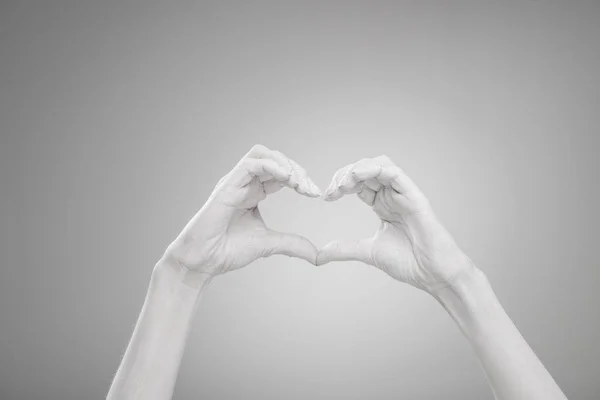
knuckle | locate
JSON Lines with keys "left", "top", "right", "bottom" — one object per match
{"left": 250, "top": 144, "right": 268, "bottom": 154}
{"left": 239, "top": 158, "right": 252, "bottom": 169}
{"left": 334, "top": 166, "right": 348, "bottom": 178}
{"left": 259, "top": 158, "right": 273, "bottom": 168}
{"left": 295, "top": 163, "right": 307, "bottom": 174}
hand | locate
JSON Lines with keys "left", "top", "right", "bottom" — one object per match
{"left": 161, "top": 145, "right": 321, "bottom": 284}
{"left": 317, "top": 155, "right": 476, "bottom": 294}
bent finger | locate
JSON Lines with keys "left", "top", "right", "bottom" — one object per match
{"left": 261, "top": 230, "right": 318, "bottom": 265}
{"left": 316, "top": 238, "right": 374, "bottom": 266}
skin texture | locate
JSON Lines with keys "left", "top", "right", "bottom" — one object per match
{"left": 107, "top": 145, "right": 321, "bottom": 399}
{"left": 164, "top": 144, "right": 321, "bottom": 287}
{"left": 318, "top": 155, "right": 568, "bottom": 400}
{"left": 108, "top": 147, "right": 568, "bottom": 400}
{"left": 318, "top": 155, "right": 476, "bottom": 293}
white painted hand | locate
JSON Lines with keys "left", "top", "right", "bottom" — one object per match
{"left": 317, "top": 156, "right": 476, "bottom": 294}
{"left": 162, "top": 145, "right": 321, "bottom": 282}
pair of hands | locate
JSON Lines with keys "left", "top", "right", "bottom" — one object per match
{"left": 111, "top": 145, "right": 568, "bottom": 400}
{"left": 162, "top": 145, "right": 476, "bottom": 296}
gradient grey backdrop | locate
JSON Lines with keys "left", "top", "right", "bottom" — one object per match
{"left": 1, "top": 1, "right": 599, "bottom": 399}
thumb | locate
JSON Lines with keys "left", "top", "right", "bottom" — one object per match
{"left": 316, "top": 238, "right": 374, "bottom": 266}
{"left": 261, "top": 230, "right": 318, "bottom": 265}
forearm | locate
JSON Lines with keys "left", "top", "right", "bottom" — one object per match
{"left": 107, "top": 258, "right": 210, "bottom": 400}
{"left": 432, "top": 268, "right": 567, "bottom": 400}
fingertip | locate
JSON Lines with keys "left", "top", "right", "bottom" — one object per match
{"left": 285, "top": 233, "right": 318, "bottom": 265}
{"left": 315, "top": 252, "right": 324, "bottom": 266}
{"left": 315, "top": 243, "right": 336, "bottom": 266}
{"left": 324, "top": 190, "right": 342, "bottom": 201}
{"left": 308, "top": 252, "right": 319, "bottom": 266}
{"left": 303, "top": 183, "right": 320, "bottom": 198}
{"left": 299, "top": 187, "right": 320, "bottom": 198}
{"left": 293, "top": 250, "right": 314, "bottom": 265}
{"left": 317, "top": 250, "right": 338, "bottom": 266}
{"left": 315, "top": 252, "right": 329, "bottom": 266}
{"left": 294, "top": 184, "right": 310, "bottom": 197}
{"left": 324, "top": 179, "right": 337, "bottom": 193}
{"left": 310, "top": 181, "right": 322, "bottom": 197}
{"left": 302, "top": 244, "right": 319, "bottom": 266}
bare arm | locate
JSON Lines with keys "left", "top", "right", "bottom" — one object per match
{"left": 317, "top": 155, "right": 567, "bottom": 400}
{"left": 106, "top": 260, "right": 209, "bottom": 400}
{"left": 107, "top": 145, "right": 321, "bottom": 400}
{"left": 433, "top": 266, "right": 565, "bottom": 400}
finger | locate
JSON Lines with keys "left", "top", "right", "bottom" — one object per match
{"left": 248, "top": 145, "right": 290, "bottom": 170}
{"left": 261, "top": 230, "right": 318, "bottom": 265}
{"left": 355, "top": 158, "right": 383, "bottom": 191}
{"left": 263, "top": 179, "right": 284, "bottom": 195}
{"left": 337, "top": 167, "right": 364, "bottom": 195}
{"left": 277, "top": 153, "right": 319, "bottom": 197}
{"left": 246, "top": 146, "right": 295, "bottom": 184}
{"left": 325, "top": 161, "right": 385, "bottom": 201}
{"left": 363, "top": 178, "right": 383, "bottom": 192}
{"left": 316, "top": 238, "right": 374, "bottom": 266}
{"left": 233, "top": 158, "right": 291, "bottom": 187}
{"left": 232, "top": 158, "right": 316, "bottom": 199}
{"left": 245, "top": 145, "right": 300, "bottom": 190}
{"left": 248, "top": 146, "right": 320, "bottom": 197}
{"left": 323, "top": 165, "right": 352, "bottom": 201}
{"left": 245, "top": 144, "right": 272, "bottom": 159}
{"left": 352, "top": 162, "right": 419, "bottom": 194}
{"left": 324, "top": 157, "right": 389, "bottom": 201}
{"left": 288, "top": 157, "right": 321, "bottom": 197}
{"left": 357, "top": 186, "right": 376, "bottom": 206}
{"left": 258, "top": 173, "right": 273, "bottom": 183}
{"left": 352, "top": 163, "right": 406, "bottom": 193}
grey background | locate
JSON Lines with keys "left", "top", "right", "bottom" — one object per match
{"left": 1, "top": 1, "right": 599, "bottom": 399}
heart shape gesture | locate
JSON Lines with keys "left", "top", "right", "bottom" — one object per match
{"left": 163, "top": 144, "right": 474, "bottom": 296}
{"left": 117, "top": 145, "right": 568, "bottom": 400}
{"left": 163, "top": 144, "right": 321, "bottom": 288}
{"left": 318, "top": 156, "right": 475, "bottom": 294}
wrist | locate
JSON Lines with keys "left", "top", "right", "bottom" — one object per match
{"left": 433, "top": 266, "right": 491, "bottom": 303}
{"left": 431, "top": 267, "right": 503, "bottom": 337}
{"left": 153, "top": 253, "right": 213, "bottom": 292}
